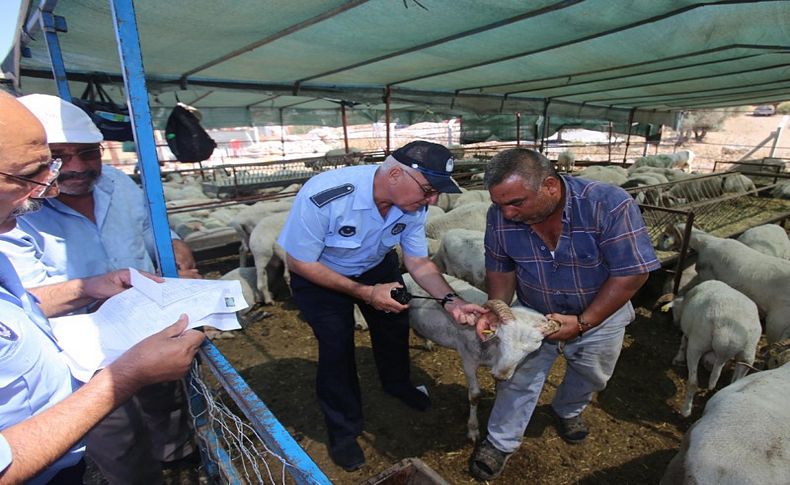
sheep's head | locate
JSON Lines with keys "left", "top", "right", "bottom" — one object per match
{"left": 484, "top": 300, "right": 560, "bottom": 381}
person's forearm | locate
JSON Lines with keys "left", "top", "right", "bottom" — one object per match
{"left": 485, "top": 270, "right": 517, "bottom": 303}
{"left": 403, "top": 255, "right": 456, "bottom": 299}
{"left": 0, "top": 365, "right": 137, "bottom": 484}
{"left": 286, "top": 255, "right": 370, "bottom": 301}
{"left": 581, "top": 273, "right": 649, "bottom": 327}
{"left": 28, "top": 280, "right": 94, "bottom": 317}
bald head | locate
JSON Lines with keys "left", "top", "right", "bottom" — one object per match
{"left": 0, "top": 91, "right": 52, "bottom": 232}
{"left": 0, "top": 91, "right": 49, "bottom": 171}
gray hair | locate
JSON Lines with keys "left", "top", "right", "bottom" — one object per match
{"left": 484, "top": 148, "right": 557, "bottom": 191}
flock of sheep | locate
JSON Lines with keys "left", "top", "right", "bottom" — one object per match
{"left": 158, "top": 150, "right": 790, "bottom": 483}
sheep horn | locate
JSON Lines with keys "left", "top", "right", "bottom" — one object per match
{"left": 484, "top": 299, "right": 515, "bottom": 324}
{"left": 537, "top": 318, "right": 562, "bottom": 336}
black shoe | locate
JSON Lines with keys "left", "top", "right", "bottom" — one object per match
{"left": 384, "top": 384, "right": 431, "bottom": 411}
{"left": 329, "top": 438, "right": 365, "bottom": 472}
{"left": 551, "top": 408, "right": 589, "bottom": 444}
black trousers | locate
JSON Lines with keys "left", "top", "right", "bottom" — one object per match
{"left": 289, "top": 251, "right": 411, "bottom": 445}
{"left": 46, "top": 459, "right": 86, "bottom": 484}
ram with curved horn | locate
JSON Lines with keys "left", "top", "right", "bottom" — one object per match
{"left": 404, "top": 275, "right": 559, "bottom": 441}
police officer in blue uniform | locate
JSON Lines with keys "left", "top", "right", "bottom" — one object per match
{"left": 278, "top": 141, "right": 487, "bottom": 471}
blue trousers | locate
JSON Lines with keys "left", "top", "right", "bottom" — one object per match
{"left": 487, "top": 302, "right": 634, "bottom": 453}
{"left": 290, "top": 251, "right": 412, "bottom": 446}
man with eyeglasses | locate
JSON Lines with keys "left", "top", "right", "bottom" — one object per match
{"left": 277, "top": 140, "right": 488, "bottom": 471}
{"left": 0, "top": 91, "right": 204, "bottom": 484}
{"left": 0, "top": 94, "right": 198, "bottom": 484}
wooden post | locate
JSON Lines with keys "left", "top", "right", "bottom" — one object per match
{"left": 539, "top": 99, "right": 550, "bottom": 153}
{"left": 341, "top": 103, "right": 350, "bottom": 154}
{"left": 622, "top": 108, "right": 635, "bottom": 166}
{"left": 515, "top": 112, "right": 521, "bottom": 147}
{"left": 607, "top": 121, "right": 613, "bottom": 163}
{"left": 385, "top": 87, "right": 391, "bottom": 155}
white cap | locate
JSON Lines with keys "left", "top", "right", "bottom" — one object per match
{"left": 18, "top": 94, "right": 103, "bottom": 144}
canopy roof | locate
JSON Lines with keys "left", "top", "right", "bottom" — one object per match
{"left": 4, "top": 0, "right": 790, "bottom": 129}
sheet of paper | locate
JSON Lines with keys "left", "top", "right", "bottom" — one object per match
{"left": 51, "top": 269, "right": 249, "bottom": 381}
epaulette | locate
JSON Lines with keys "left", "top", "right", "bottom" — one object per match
{"left": 310, "top": 183, "right": 355, "bottom": 207}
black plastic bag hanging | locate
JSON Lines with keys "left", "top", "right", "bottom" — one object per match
{"left": 165, "top": 102, "right": 216, "bottom": 163}
{"left": 71, "top": 80, "right": 134, "bottom": 142}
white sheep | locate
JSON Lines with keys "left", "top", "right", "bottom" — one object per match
{"left": 229, "top": 199, "right": 293, "bottom": 266}
{"left": 721, "top": 173, "right": 756, "bottom": 194}
{"left": 629, "top": 150, "right": 694, "bottom": 173}
{"left": 556, "top": 150, "right": 575, "bottom": 173}
{"left": 770, "top": 182, "right": 790, "bottom": 199}
{"left": 671, "top": 280, "right": 761, "bottom": 417}
{"left": 248, "top": 212, "right": 290, "bottom": 304}
{"left": 424, "top": 202, "right": 489, "bottom": 241}
{"left": 450, "top": 190, "right": 490, "bottom": 210}
{"left": 575, "top": 165, "right": 628, "bottom": 186}
{"left": 403, "top": 274, "right": 558, "bottom": 441}
{"left": 220, "top": 266, "right": 262, "bottom": 309}
{"left": 432, "top": 229, "right": 486, "bottom": 291}
{"left": 736, "top": 224, "right": 790, "bottom": 260}
{"left": 435, "top": 189, "right": 466, "bottom": 212}
{"left": 661, "top": 363, "right": 790, "bottom": 485}
{"left": 685, "top": 226, "right": 790, "bottom": 343}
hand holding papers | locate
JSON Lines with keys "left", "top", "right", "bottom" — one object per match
{"left": 50, "top": 269, "right": 249, "bottom": 381}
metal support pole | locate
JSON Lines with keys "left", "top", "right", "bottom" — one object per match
{"left": 622, "top": 108, "right": 635, "bottom": 166}
{"left": 385, "top": 87, "right": 391, "bottom": 155}
{"left": 341, "top": 103, "right": 350, "bottom": 154}
{"left": 109, "top": 0, "right": 175, "bottom": 276}
{"left": 533, "top": 121, "right": 539, "bottom": 149}
{"left": 607, "top": 121, "right": 613, "bottom": 163}
{"left": 769, "top": 115, "right": 787, "bottom": 158}
{"left": 515, "top": 112, "right": 521, "bottom": 147}
{"left": 642, "top": 124, "right": 650, "bottom": 156}
{"left": 539, "top": 99, "right": 550, "bottom": 153}
{"left": 279, "top": 108, "right": 286, "bottom": 159}
{"left": 39, "top": 10, "right": 71, "bottom": 99}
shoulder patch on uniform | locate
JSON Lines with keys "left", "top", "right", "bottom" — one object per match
{"left": 339, "top": 225, "right": 356, "bottom": 237}
{"left": 0, "top": 322, "right": 18, "bottom": 341}
{"left": 391, "top": 223, "right": 406, "bottom": 235}
{"left": 310, "top": 183, "right": 355, "bottom": 207}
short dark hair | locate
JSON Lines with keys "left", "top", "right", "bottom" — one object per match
{"left": 484, "top": 148, "right": 557, "bottom": 191}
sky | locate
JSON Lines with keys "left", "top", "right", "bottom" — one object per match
{"left": 0, "top": 0, "right": 24, "bottom": 62}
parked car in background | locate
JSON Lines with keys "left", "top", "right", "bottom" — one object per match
{"left": 753, "top": 105, "right": 776, "bottom": 116}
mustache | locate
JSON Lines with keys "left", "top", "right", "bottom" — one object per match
{"left": 58, "top": 170, "right": 100, "bottom": 182}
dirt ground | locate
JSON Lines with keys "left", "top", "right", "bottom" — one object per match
{"left": 195, "top": 111, "right": 789, "bottom": 484}
{"left": 203, "top": 263, "right": 773, "bottom": 485}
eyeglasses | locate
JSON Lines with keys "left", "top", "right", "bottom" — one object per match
{"left": 0, "top": 158, "right": 62, "bottom": 199}
{"left": 403, "top": 169, "right": 438, "bottom": 199}
{"left": 49, "top": 146, "right": 104, "bottom": 164}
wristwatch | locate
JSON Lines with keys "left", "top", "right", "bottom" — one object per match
{"left": 440, "top": 293, "right": 459, "bottom": 308}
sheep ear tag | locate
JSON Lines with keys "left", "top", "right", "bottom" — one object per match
{"left": 481, "top": 328, "right": 499, "bottom": 343}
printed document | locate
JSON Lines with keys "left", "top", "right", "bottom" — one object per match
{"left": 50, "top": 268, "right": 248, "bottom": 381}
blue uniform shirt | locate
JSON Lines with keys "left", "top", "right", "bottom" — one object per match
{"left": 277, "top": 165, "right": 429, "bottom": 277}
{"left": 0, "top": 254, "right": 83, "bottom": 484}
{"left": 0, "top": 165, "right": 158, "bottom": 286}
{"left": 485, "top": 176, "right": 660, "bottom": 316}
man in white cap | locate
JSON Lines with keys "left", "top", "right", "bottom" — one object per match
{"left": 0, "top": 91, "right": 204, "bottom": 483}
{"left": 0, "top": 94, "right": 199, "bottom": 484}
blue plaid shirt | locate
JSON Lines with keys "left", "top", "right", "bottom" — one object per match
{"left": 485, "top": 176, "right": 660, "bottom": 315}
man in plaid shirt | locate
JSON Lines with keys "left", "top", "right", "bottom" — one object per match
{"left": 470, "top": 149, "right": 660, "bottom": 480}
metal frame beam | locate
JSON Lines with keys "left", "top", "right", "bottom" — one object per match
{"left": 544, "top": 62, "right": 790, "bottom": 100}
{"left": 179, "top": 0, "right": 369, "bottom": 81}
{"left": 586, "top": 78, "right": 788, "bottom": 104}
{"left": 456, "top": 44, "right": 789, "bottom": 93}
{"left": 388, "top": 1, "right": 754, "bottom": 87}
{"left": 297, "top": 0, "right": 582, "bottom": 84}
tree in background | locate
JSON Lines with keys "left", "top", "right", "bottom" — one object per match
{"left": 678, "top": 108, "right": 739, "bottom": 142}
